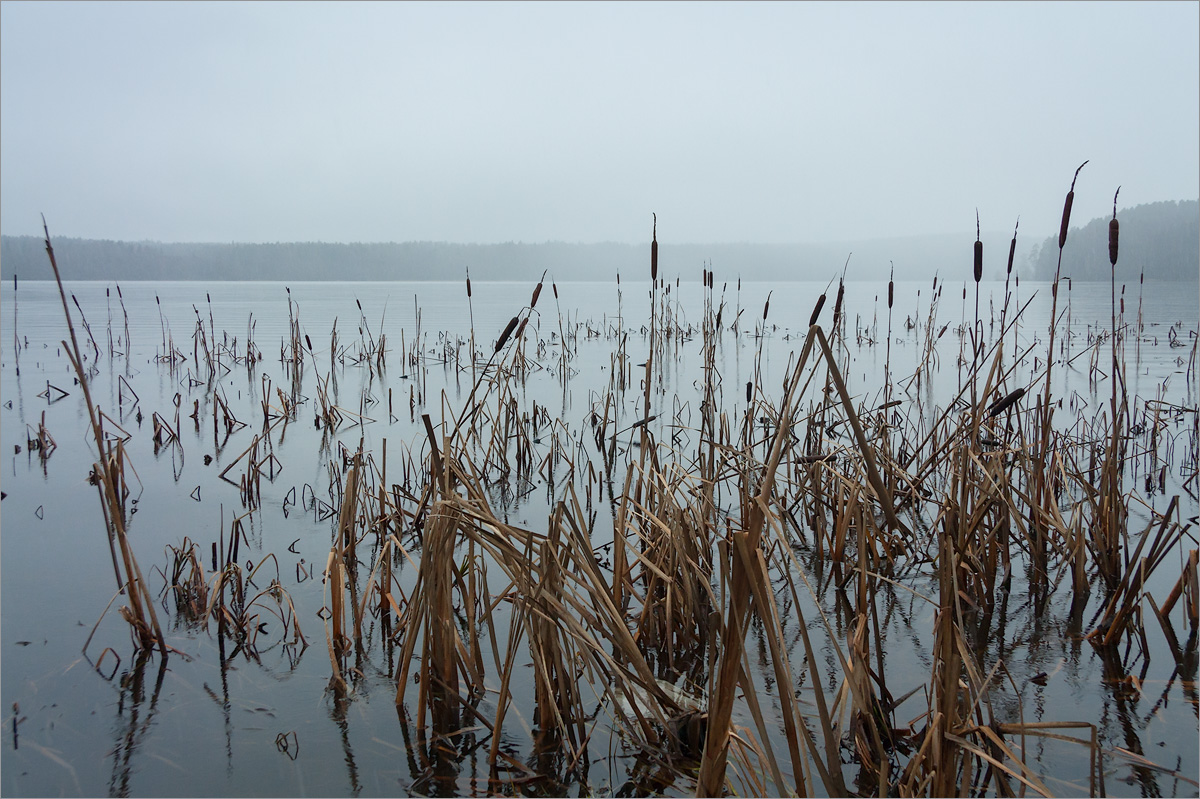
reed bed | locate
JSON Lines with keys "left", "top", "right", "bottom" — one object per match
{"left": 28, "top": 189, "right": 1200, "bottom": 797}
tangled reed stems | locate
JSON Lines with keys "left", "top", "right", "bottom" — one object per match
{"left": 45, "top": 182, "right": 1199, "bottom": 796}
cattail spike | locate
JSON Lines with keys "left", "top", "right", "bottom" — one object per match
{"left": 809, "top": 293, "right": 827, "bottom": 327}
{"left": 1059, "top": 160, "right": 1089, "bottom": 249}
{"left": 973, "top": 210, "right": 983, "bottom": 282}
{"left": 495, "top": 316, "right": 519, "bottom": 353}
{"left": 833, "top": 280, "right": 845, "bottom": 329}
{"left": 1007, "top": 217, "right": 1019, "bottom": 275}
{"left": 1058, "top": 192, "right": 1074, "bottom": 249}
{"left": 1109, "top": 187, "right": 1121, "bottom": 266}
{"left": 987, "top": 387, "right": 1026, "bottom": 417}
{"left": 651, "top": 213, "right": 658, "bottom": 281}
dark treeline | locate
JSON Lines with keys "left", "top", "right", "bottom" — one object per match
{"left": 2, "top": 200, "right": 1193, "bottom": 285}
{"left": 1029, "top": 199, "right": 1198, "bottom": 282}
{"left": 0, "top": 232, "right": 1047, "bottom": 284}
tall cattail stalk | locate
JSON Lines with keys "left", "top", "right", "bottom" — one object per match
{"left": 973, "top": 210, "right": 984, "bottom": 365}
{"left": 1098, "top": 187, "right": 1127, "bottom": 589}
{"left": 1000, "top": 217, "right": 1018, "bottom": 352}
{"left": 1045, "top": 161, "right": 1088, "bottom": 403}
{"left": 885, "top": 263, "right": 894, "bottom": 407}
{"left": 1034, "top": 161, "right": 1087, "bottom": 572}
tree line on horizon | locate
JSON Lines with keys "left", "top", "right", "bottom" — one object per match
{"left": 2, "top": 200, "right": 1195, "bottom": 283}
{"left": 1028, "top": 199, "right": 1197, "bottom": 282}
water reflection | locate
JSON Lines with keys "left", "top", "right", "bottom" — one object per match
{"left": 3, "top": 279, "right": 1198, "bottom": 796}
{"left": 107, "top": 654, "right": 167, "bottom": 798}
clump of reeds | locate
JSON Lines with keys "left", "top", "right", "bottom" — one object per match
{"left": 80, "top": 178, "right": 1199, "bottom": 796}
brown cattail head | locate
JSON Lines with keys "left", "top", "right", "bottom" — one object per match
{"left": 531, "top": 282, "right": 543, "bottom": 309}
{"left": 466, "top": 274, "right": 472, "bottom": 298}
{"left": 1059, "top": 160, "right": 1088, "bottom": 249}
{"left": 515, "top": 316, "right": 528, "bottom": 340}
{"left": 987, "top": 387, "right": 1026, "bottom": 417}
{"left": 973, "top": 210, "right": 983, "bottom": 283}
{"left": 1109, "top": 218, "right": 1119, "bottom": 267}
{"left": 651, "top": 213, "right": 658, "bottom": 281}
{"left": 495, "top": 316, "right": 519, "bottom": 352}
{"left": 809, "top": 293, "right": 826, "bottom": 327}
{"left": 888, "top": 264, "right": 894, "bottom": 309}
{"left": 1058, "top": 192, "right": 1074, "bottom": 249}
{"left": 1007, "top": 217, "right": 1019, "bottom": 276}
{"left": 763, "top": 291, "right": 772, "bottom": 321}
{"left": 1109, "top": 187, "right": 1121, "bottom": 267}
{"left": 552, "top": 281, "right": 558, "bottom": 300}
{"left": 833, "top": 281, "right": 845, "bottom": 328}
{"left": 746, "top": 381, "right": 752, "bottom": 403}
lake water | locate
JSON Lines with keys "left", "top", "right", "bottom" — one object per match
{"left": 1, "top": 276, "right": 1197, "bottom": 797}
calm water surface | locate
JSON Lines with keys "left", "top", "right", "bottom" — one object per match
{"left": 1, "top": 278, "right": 1197, "bottom": 797}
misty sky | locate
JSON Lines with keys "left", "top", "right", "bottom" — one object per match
{"left": 1, "top": 1, "right": 1197, "bottom": 246}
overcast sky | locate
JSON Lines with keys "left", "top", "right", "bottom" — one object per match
{"left": 1, "top": 1, "right": 1196, "bottom": 246}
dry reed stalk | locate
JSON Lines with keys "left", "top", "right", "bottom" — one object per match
{"left": 43, "top": 221, "right": 167, "bottom": 656}
{"left": 696, "top": 325, "right": 819, "bottom": 796}
{"left": 1089, "top": 495, "right": 1188, "bottom": 648}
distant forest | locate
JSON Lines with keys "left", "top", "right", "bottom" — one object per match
{"left": 2, "top": 199, "right": 1194, "bottom": 283}
{"left": 0, "top": 235, "right": 986, "bottom": 283}
{"left": 1029, "top": 199, "right": 1198, "bottom": 281}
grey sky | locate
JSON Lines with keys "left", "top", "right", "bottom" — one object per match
{"left": 1, "top": 1, "right": 1197, "bottom": 246}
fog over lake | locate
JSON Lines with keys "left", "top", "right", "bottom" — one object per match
{"left": 2, "top": 1, "right": 1197, "bottom": 265}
